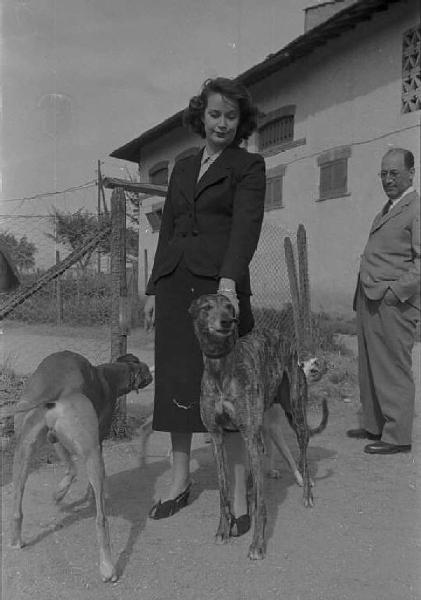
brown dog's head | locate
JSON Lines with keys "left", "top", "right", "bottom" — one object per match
{"left": 189, "top": 294, "right": 238, "bottom": 359}
{"left": 116, "top": 354, "right": 153, "bottom": 393}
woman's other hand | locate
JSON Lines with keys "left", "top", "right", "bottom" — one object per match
{"left": 144, "top": 295, "right": 156, "bottom": 331}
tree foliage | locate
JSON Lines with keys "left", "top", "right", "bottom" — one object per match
{"left": 48, "top": 208, "right": 138, "bottom": 271}
{"left": 0, "top": 230, "right": 37, "bottom": 270}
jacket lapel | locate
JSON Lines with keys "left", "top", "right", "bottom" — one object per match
{"left": 194, "top": 147, "right": 234, "bottom": 200}
{"left": 370, "top": 191, "right": 416, "bottom": 234}
{"left": 176, "top": 152, "right": 202, "bottom": 204}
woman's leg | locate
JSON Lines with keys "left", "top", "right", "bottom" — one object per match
{"left": 164, "top": 432, "right": 192, "bottom": 500}
{"left": 225, "top": 432, "right": 248, "bottom": 517}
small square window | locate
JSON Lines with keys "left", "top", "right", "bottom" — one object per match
{"left": 146, "top": 204, "right": 164, "bottom": 232}
{"left": 319, "top": 158, "right": 348, "bottom": 200}
{"left": 265, "top": 176, "right": 283, "bottom": 210}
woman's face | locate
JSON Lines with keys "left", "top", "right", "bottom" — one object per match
{"left": 202, "top": 92, "right": 240, "bottom": 152}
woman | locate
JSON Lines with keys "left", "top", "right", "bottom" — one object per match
{"left": 144, "top": 77, "right": 266, "bottom": 533}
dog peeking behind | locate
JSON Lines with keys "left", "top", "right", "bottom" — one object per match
{"left": 189, "top": 294, "right": 328, "bottom": 561}
{"left": 5, "top": 350, "right": 152, "bottom": 583}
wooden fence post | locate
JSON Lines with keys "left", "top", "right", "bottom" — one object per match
{"left": 55, "top": 250, "right": 63, "bottom": 326}
{"left": 110, "top": 187, "right": 128, "bottom": 438}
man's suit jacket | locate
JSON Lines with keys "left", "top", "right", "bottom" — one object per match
{"left": 146, "top": 145, "right": 266, "bottom": 295}
{"left": 354, "top": 189, "right": 421, "bottom": 311}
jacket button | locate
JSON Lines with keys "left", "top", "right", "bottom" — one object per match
{"left": 181, "top": 233, "right": 187, "bottom": 238}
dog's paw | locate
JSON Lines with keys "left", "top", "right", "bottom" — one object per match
{"left": 100, "top": 561, "right": 118, "bottom": 583}
{"left": 303, "top": 487, "right": 314, "bottom": 508}
{"left": 10, "top": 537, "right": 24, "bottom": 549}
{"left": 248, "top": 543, "right": 265, "bottom": 560}
{"left": 215, "top": 531, "right": 230, "bottom": 545}
{"left": 293, "top": 470, "right": 304, "bottom": 487}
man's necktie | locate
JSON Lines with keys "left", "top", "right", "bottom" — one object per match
{"left": 383, "top": 200, "right": 393, "bottom": 215}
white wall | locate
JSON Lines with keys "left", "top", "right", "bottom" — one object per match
{"left": 137, "top": 1, "right": 420, "bottom": 315}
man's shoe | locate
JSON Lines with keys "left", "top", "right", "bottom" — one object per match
{"left": 347, "top": 428, "right": 381, "bottom": 441}
{"left": 364, "top": 441, "right": 411, "bottom": 455}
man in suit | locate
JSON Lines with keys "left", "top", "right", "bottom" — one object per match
{"left": 348, "top": 147, "right": 420, "bottom": 454}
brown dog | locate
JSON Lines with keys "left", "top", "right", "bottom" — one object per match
{"left": 190, "top": 294, "right": 328, "bottom": 560}
{"left": 8, "top": 350, "right": 152, "bottom": 582}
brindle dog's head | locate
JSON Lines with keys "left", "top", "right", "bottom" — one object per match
{"left": 189, "top": 294, "right": 238, "bottom": 359}
{"left": 116, "top": 354, "right": 153, "bottom": 393}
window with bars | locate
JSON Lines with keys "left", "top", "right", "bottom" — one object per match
{"left": 146, "top": 202, "right": 164, "bottom": 232}
{"left": 402, "top": 26, "right": 421, "bottom": 113}
{"left": 259, "top": 115, "right": 294, "bottom": 151}
{"left": 257, "top": 105, "right": 296, "bottom": 152}
{"left": 317, "top": 146, "right": 351, "bottom": 201}
{"left": 149, "top": 161, "right": 169, "bottom": 185}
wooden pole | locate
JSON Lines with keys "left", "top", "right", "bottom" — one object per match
{"left": 144, "top": 249, "right": 148, "bottom": 292}
{"left": 97, "top": 160, "right": 102, "bottom": 274}
{"left": 55, "top": 250, "right": 63, "bottom": 326}
{"left": 110, "top": 187, "right": 128, "bottom": 438}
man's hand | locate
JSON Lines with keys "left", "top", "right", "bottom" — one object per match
{"left": 383, "top": 288, "right": 400, "bottom": 306}
{"left": 144, "top": 295, "right": 156, "bottom": 331}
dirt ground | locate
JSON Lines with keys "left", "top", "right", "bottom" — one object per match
{"left": 1, "top": 325, "right": 420, "bottom": 600}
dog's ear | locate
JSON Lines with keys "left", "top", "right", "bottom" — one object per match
{"left": 116, "top": 354, "right": 140, "bottom": 365}
{"left": 188, "top": 298, "right": 201, "bottom": 318}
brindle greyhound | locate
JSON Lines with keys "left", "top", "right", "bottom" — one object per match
{"left": 190, "top": 294, "right": 328, "bottom": 560}
{"left": 7, "top": 350, "right": 152, "bottom": 582}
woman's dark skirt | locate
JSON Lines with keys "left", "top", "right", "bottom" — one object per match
{"left": 153, "top": 261, "right": 254, "bottom": 433}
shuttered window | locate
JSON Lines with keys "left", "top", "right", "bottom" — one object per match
{"left": 317, "top": 146, "right": 351, "bottom": 201}
{"left": 265, "top": 176, "right": 283, "bottom": 210}
{"left": 319, "top": 159, "right": 347, "bottom": 200}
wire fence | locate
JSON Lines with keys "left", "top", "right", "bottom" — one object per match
{"left": 0, "top": 209, "right": 141, "bottom": 376}
{"left": 250, "top": 219, "right": 298, "bottom": 331}
{"left": 0, "top": 200, "right": 305, "bottom": 377}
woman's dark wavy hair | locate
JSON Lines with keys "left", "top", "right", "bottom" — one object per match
{"left": 183, "top": 77, "right": 258, "bottom": 145}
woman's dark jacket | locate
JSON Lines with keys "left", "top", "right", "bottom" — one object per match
{"left": 146, "top": 145, "right": 266, "bottom": 295}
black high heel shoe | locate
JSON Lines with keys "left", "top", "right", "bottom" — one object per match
{"left": 149, "top": 483, "right": 192, "bottom": 520}
{"left": 230, "top": 488, "right": 251, "bottom": 537}
{"left": 230, "top": 513, "right": 251, "bottom": 537}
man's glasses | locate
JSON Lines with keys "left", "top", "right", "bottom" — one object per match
{"left": 378, "top": 170, "right": 402, "bottom": 180}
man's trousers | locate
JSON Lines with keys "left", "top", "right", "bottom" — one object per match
{"left": 357, "top": 287, "right": 418, "bottom": 445}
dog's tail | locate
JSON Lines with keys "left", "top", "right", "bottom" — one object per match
{"left": 308, "top": 398, "right": 329, "bottom": 437}
{"left": 0, "top": 396, "right": 56, "bottom": 420}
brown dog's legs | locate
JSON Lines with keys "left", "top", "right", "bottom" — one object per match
{"left": 53, "top": 395, "right": 117, "bottom": 582}
{"left": 85, "top": 449, "right": 116, "bottom": 582}
{"left": 53, "top": 443, "right": 77, "bottom": 503}
{"left": 211, "top": 431, "right": 232, "bottom": 544}
{"left": 244, "top": 431, "right": 266, "bottom": 560}
{"left": 11, "top": 410, "right": 47, "bottom": 548}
